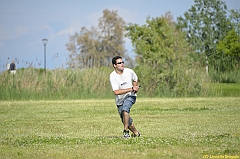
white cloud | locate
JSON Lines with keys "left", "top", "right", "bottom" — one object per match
{"left": 116, "top": 7, "right": 139, "bottom": 24}
{"left": 57, "top": 26, "right": 78, "bottom": 36}
{"left": 14, "top": 26, "right": 28, "bottom": 37}
{"left": 0, "top": 41, "right": 4, "bottom": 48}
{"left": 0, "top": 24, "right": 31, "bottom": 41}
{"left": 0, "top": 24, "right": 15, "bottom": 40}
{"left": 42, "top": 25, "right": 51, "bottom": 29}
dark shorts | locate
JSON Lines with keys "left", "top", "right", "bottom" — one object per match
{"left": 117, "top": 96, "right": 136, "bottom": 126}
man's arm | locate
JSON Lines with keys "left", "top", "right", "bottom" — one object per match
{"left": 113, "top": 81, "right": 139, "bottom": 95}
{"left": 132, "top": 81, "right": 140, "bottom": 93}
{"left": 113, "top": 88, "right": 132, "bottom": 95}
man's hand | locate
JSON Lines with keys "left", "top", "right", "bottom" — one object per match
{"left": 132, "top": 85, "right": 140, "bottom": 93}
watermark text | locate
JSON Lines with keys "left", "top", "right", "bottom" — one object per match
{"left": 203, "top": 155, "right": 239, "bottom": 158}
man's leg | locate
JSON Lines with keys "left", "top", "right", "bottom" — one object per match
{"left": 123, "top": 111, "right": 140, "bottom": 137}
{"left": 122, "top": 110, "right": 130, "bottom": 130}
{"left": 121, "top": 96, "right": 138, "bottom": 138}
{"left": 122, "top": 110, "right": 131, "bottom": 138}
{"left": 128, "top": 123, "right": 139, "bottom": 136}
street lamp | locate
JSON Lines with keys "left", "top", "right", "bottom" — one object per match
{"left": 42, "top": 38, "right": 48, "bottom": 74}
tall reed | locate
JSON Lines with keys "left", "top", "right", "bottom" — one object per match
{"left": 1, "top": 67, "right": 239, "bottom": 100}
{"left": 0, "top": 67, "right": 113, "bottom": 100}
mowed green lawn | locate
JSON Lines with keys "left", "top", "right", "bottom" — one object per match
{"left": 0, "top": 98, "right": 239, "bottom": 159}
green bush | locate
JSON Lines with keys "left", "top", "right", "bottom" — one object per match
{"left": 209, "top": 69, "right": 240, "bottom": 83}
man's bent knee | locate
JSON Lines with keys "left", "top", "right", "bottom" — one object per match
{"left": 122, "top": 110, "right": 128, "bottom": 115}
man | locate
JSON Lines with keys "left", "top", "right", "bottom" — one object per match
{"left": 110, "top": 56, "right": 141, "bottom": 139}
{"left": 10, "top": 60, "right": 16, "bottom": 74}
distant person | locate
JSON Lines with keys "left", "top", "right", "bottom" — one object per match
{"left": 6, "top": 63, "right": 10, "bottom": 71}
{"left": 10, "top": 60, "right": 16, "bottom": 74}
{"left": 110, "top": 56, "right": 141, "bottom": 139}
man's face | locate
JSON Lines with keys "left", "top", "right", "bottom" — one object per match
{"left": 115, "top": 58, "right": 124, "bottom": 71}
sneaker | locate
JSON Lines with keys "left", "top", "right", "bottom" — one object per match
{"left": 123, "top": 130, "right": 130, "bottom": 139}
{"left": 132, "top": 132, "right": 141, "bottom": 137}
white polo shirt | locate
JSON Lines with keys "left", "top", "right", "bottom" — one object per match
{"left": 110, "top": 68, "right": 138, "bottom": 105}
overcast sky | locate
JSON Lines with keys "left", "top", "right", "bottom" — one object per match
{"left": 0, "top": 0, "right": 239, "bottom": 72}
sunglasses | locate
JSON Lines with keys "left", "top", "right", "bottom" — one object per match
{"left": 116, "top": 61, "right": 124, "bottom": 64}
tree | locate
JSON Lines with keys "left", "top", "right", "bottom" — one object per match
{"left": 215, "top": 9, "right": 240, "bottom": 72}
{"left": 229, "top": 9, "right": 240, "bottom": 36}
{"left": 66, "top": 9, "right": 132, "bottom": 68}
{"left": 176, "top": 0, "right": 231, "bottom": 74}
{"left": 217, "top": 30, "right": 240, "bottom": 57}
{"left": 126, "top": 12, "right": 201, "bottom": 96}
{"left": 98, "top": 9, "right": 128, "bottom": 66}
{"left": 66, "top": 27, "right": 100, "bottom": 68}
{"left": 216, "top": 30, "right": 240, "bottom": 71}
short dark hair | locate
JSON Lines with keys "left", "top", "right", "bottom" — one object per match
{"left": 112, "top": 56, "right": 122, "bottom": 67}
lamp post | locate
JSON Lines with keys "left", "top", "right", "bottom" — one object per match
{"left": 42, "top": 39, "right": 48, "bottom": 74}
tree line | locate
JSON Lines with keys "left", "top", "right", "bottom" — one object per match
{"left": 66, "top": 0, "right": 240, "bottom": 96}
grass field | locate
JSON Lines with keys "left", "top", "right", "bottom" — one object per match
{"left": 0, "top": 98, "right": 239, "bottom": 159}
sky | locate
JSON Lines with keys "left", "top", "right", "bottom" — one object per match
{"left": 0, "top": 0, "right": 239, "bottom": 72}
